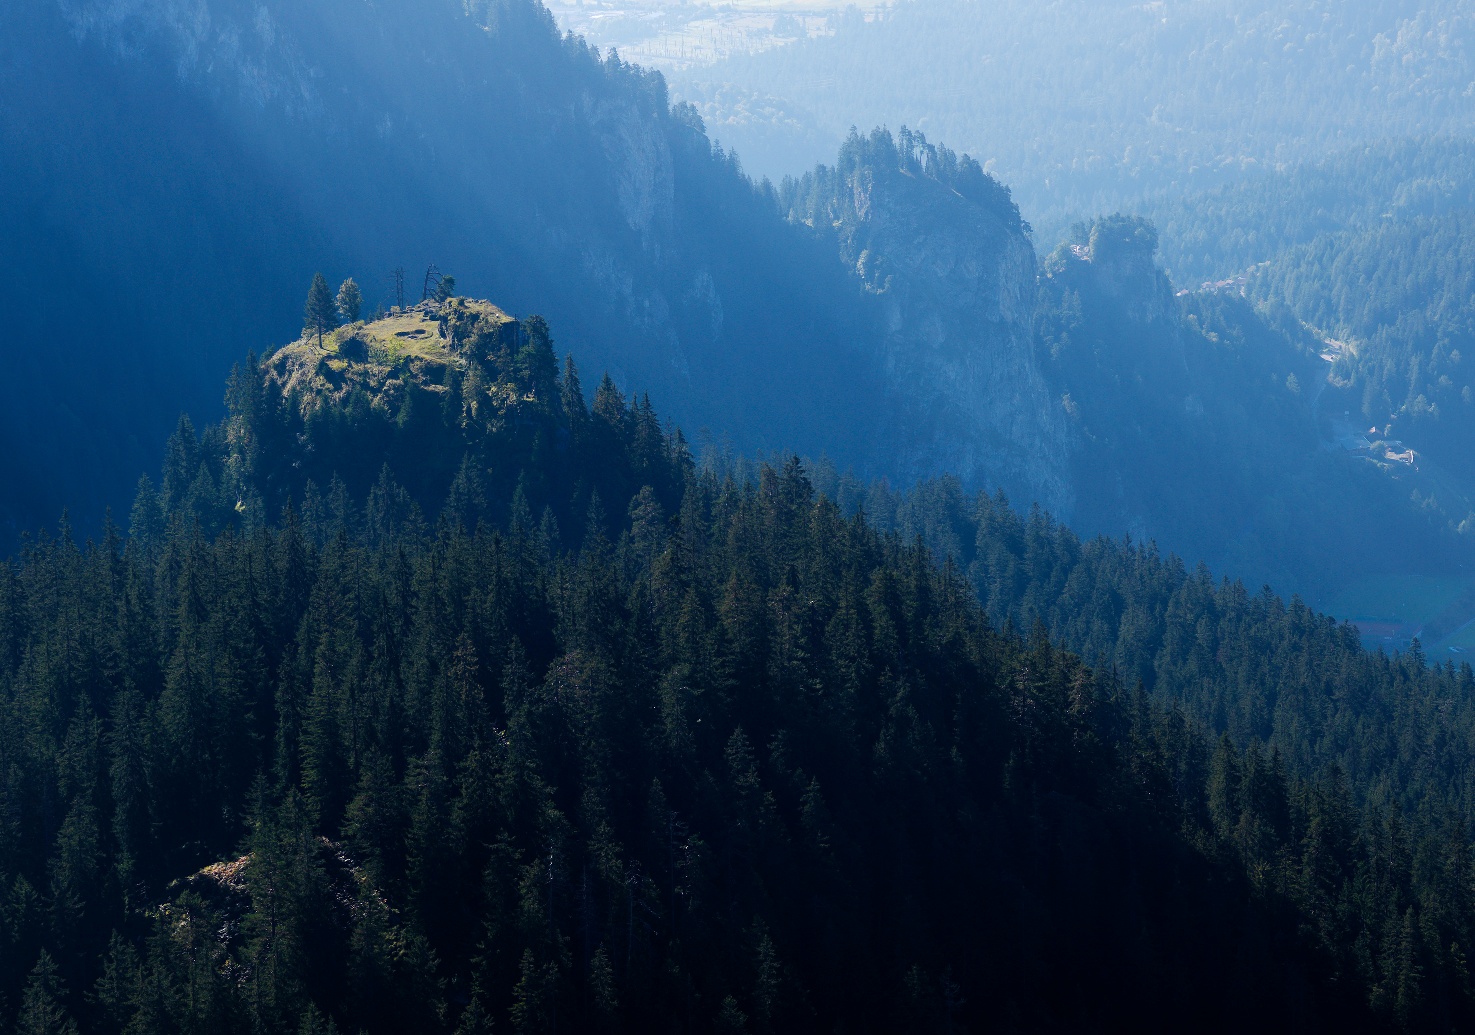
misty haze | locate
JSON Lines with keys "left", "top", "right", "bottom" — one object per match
{"left": 2, "top": 1, "right": 1474, "bottom": 1031}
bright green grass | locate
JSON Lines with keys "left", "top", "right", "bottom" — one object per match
{"left": 353, "top": 313, "right": 453, "bottom": 365}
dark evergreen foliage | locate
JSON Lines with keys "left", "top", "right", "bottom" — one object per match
{"left": 335, "top": 281, "right": 362, "bottom": 326}
{"left": 2, "top": 319, "right": 1474, "bottom": 1032}
{"left": 304, "top": 275, "right": 336, "bottom": 349}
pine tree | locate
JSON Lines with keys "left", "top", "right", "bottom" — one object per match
{"left": 1207, "top": 733, "right": 1241, "bottom": 842}
{"left": 127, "top": 474, "right": 166, "bottom": 563}
{"left": 592, "top": 374, "right": 627, "bottom": 431}
{"left": 298, "top": 1003, "right": 341, "bottom": 1035}
{"left": 715, "top": 996, "right": 750, "bottom": 1035}
{"left": 17, "top": 952, "right": 79, "bottom": 1035}
{"left": 588, "top": 944, "right": 618, "bottom": 1027}
{"left": 305, "top": 273, "right": 337, "bottom": 347}
{"left": 517, "top": 316, "right": 559, "bottom": 401}
{"left": 456, "top": 994, "right": 496, "bottom": 1035}
{"left": 242, "top": 789, "right": 332, "bottom": 1033}
{"left": 510, "top": 949, "right": 557, "bottom": 1034}
{"left": 561, "top": 355, "right": 589, "bottom": 436}
{"left": 336, "top": 279, "right": 364, "bottom": 324}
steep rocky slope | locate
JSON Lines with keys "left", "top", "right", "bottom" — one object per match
{"left": 7, "top": 0, "right": 1466, "bottom": 603}
{"left": 781, "top": 129, "right": 1070, "bottom": 513}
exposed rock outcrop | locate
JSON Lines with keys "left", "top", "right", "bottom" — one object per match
{"left": 25, "top": 1, "right": 1079, "bottom": 530}
{"left": 827, "top": 153, "right": 1073, "bottom": 514}
{"left": 1083, "top": 216, "right": 1180, "bottom": 331}
{"left": 585, "top": 93, "right": 676, "bottom": 248}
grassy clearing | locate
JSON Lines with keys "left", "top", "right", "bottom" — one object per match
{"left": 266, "top": 299, "right": 516, "bottom": 409}
{"left": 324, "top": 299, "right": 514, "bottom": 367}
{"left": 353, "top": 311, "right": 452, "bottom": 365}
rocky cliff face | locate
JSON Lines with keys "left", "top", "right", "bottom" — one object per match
{"left": 1084, "top": 216, "right": 1182, "bottom": 333}
{"left": 832, "top": 164, "right": 1073, "bottom": 514}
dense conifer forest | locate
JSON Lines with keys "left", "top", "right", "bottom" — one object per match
{"left": 4, "top": 309, "right": 1475, "bottom": 1032}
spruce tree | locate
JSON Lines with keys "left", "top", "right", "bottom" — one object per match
{"left": 517, "top": 316, "right": 558, "bottom": 400}
{"left": 305, "top": 273, "right": 337, "bottom": 347}
{"left": 16, "top": 952, "right": 79, "bottom": 1035}
{"left": 336, "top": 278, "right": 364, "bottom": 324}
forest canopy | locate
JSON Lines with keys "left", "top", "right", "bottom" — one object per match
{"left": 3, "top": 308, "right": 1475, "bottom": 1032}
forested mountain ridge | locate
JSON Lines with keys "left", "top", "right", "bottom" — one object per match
{"left": 10, "top": 0, "right": 1475, "bottom": 1027}
{"left": 852, "top": 471, "right": 1475, "bottom": 819}
{"left": 9, "top": 307, "right": 1475, "bottom": 1033}
{"left": 1, "top": 0, "right": 1063, "bottom": 547}
{"left": 7, "top": 0, "right": 1471, "bottom": 613}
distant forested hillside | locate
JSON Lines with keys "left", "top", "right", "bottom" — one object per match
{"left": 9, "top": 313, "right": 1475, "bottom": 1032}
{"left": 763, "top": 134, "right": 1471, "bottom": 601}
{"left": 1026, "top": 214, "right": 1466, "bottom": 594}
{"left": 677, "top": 0, "right": 1475, "bottom": 224}
{"left": 0, "top": 0, "right": 882, "bottom": 543}
{"left": 1150, "top": 139, "right": 1475, "bottom": 285}
{"left": 1147, "top": 139, "right": 1475, "bottom": 508}
{"left": 1262, "top": 211, "right": 1475, "bottom": 485}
